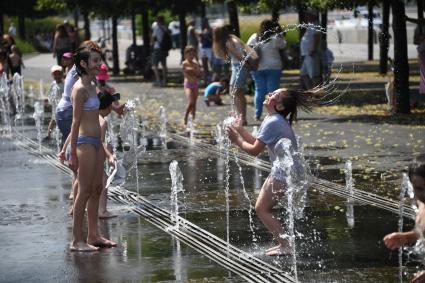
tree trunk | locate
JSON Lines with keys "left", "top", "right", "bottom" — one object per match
{"left": 367, "top": 2, "right": 374, "bottom": 60}
{"left": 73, "top": 10, "right": 79, "bottom": 29}
{"left": 227, "top": 1, "right": 240, "bottom": 37}
{"left": 112, "top": 15, "right": 119, "bottom": 75}
{"left": 179, "top": 10, "right": 187, "bottom": 62}
{"left": 83, "top": 13, "right": 91, "bottom": 40}
{"left": 391, "top": 0, "right": 410, "bottom": 114}
{"left": 18, "top": 14, "right": 25, "bottom": 40}
{"left": 131, "top": 12, "right": 136, "bottom": 46}
{"left": 0, "top": 14, "right": 3, "bottom": 37}
{"left": 418, "top": 0, "right": 424, "bottom": 34}
{"left": 200, "top": 2, "right": 206, "bottom": 20}
{"left": 141, "top": 7, "right": 150, "bottom": 56}
{"left": 321, "top": 10, "right": 328, "bottom": 48}
{"left": 379, "top": 1, "right": 390, "bottom": 74}
{"left": 298, "top": 4, "right": 306, "bottom": 40}
{"left": 271, "top": 7, "right": 279, "bottom": 23}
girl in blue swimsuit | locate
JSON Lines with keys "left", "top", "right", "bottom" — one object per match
{"left": 68, "top": 42, "right": 116, "bottom": 252}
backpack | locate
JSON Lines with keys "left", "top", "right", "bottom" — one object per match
{"left": 160, "top": 27, "right": 173, "bottom": 52}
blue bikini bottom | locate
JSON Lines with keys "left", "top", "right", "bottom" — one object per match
{"left": 77, "top": 135, "right": 101, "bottom": 151}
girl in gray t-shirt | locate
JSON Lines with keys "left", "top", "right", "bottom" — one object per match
{"left": 227, "top": 87, "right": 313, "bottom": 256}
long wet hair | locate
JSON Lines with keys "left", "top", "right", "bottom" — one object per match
{"left": 274, "top": 88, "right": 315, "bottom": 126}
{"left": 212, "top": 25, "right": 236, "bottom": 60}
{"left": 257, "top": 20, "right": 282, "bottom": 42}
{"left": 74, "top": 41, "right": 101, "bottom": 76}
{"left": 409, "top": 155, "right": 425, "bottom": 180}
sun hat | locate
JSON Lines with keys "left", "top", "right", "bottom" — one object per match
{"left": 50, "top": 65, "right": 63, "bottom": 74}
{"left": 62, "top": 52, "right": 73, "bottom": 59}
{"left": 96, "top": 63, "right": 110, "bottom": 81}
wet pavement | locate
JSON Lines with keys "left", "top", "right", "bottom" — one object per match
{"left": 1, "top": 49, "right": 424, "bottom": 282}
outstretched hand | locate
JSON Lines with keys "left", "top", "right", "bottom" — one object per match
{"left": 57, "top": 150, "right": 66, "bottom": 164}
{"left": 228, "top": 113, "right": 244, "bottom": 129}
{"left": 226, "top": 125, "right": 240, "bottom": 145}
{"left": 383, "top": 232, "right": 406, "bottom": 250}
{"left": 412, "top": 270, "right": 425, "bottom": 283}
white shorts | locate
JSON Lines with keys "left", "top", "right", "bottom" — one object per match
{"left": 300, "top": 54, "right": 321, "bottom": 78}
{"left": 199, "top": 47, "right": 213, "bottom": 61}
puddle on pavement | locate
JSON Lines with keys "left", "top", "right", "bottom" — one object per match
{"left": 0, "top": 126, "right": 420, "bottom": 282}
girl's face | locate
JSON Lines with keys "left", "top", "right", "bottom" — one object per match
{"left": 263, "top": 89, "right": 284, "bottom": 112}
{"left": 185, "top": 50, "right": 195, "bottom": 61}
{"left": 412, "top": 175, "right": 425, "bottom": 203}
{"left": 85, "top": 51, "right": 102, "bottom": 77}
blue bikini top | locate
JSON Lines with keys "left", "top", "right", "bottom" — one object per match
{"left": 83, "top": 94, "right": 100, "bottom": 111}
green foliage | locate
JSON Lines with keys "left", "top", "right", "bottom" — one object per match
{"left": 239, "top": 18, "right": 299, "bottom": 46}
{"left": 35, "top": 0, "right": 66, "bottom": 12}
{"left": 135, "top": 10, "right": 174, "bottom": 36}
{"left": 14, "top": 38, "right": 37, "bottom": 54}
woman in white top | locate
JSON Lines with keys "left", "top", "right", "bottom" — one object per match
{"left": 247, "top": 20, "right": 286, "bottom": 121}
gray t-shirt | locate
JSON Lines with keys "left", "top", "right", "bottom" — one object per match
{"left": 257, "top": 113, "right": 297, "bottom": 163}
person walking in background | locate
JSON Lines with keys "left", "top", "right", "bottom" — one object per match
{"left": 8, "top": 45, "right": 24, "bottom": 75}
{"left": 8, "top": 22, "right": 16, "bottom": 38}
{"left": 53, "top": 24, "right": 72, "bottom": 66}
{"left": 151, "top": 16, "right": 169, "bottom": 87}
{"left": 187, "top": 20, "right": 199, "bottom": 54}
{"left": 213, "top": 25, "right": 249, "bottom": 125}
{"left": 182, "top": 45, "right": 202, "bottom": 127}
{"left": 200, "top": 18, "right": 213, "bottom": 86}
{"left": 247, "top": 20, "right": 286, "bottom": 122}
{"left": 300, "top": 8, "right": 322, "bottom": 90}
{"left": 168, "top": 19, "right": 180, "bottom": 49}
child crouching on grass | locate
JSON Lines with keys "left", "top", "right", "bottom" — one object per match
{"left": 204, "top": 78, "right": 228, "bottom": 106}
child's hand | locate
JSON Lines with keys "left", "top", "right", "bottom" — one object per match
{"left": 412, "top": 270, "right": 425, "bottom": 283}
{"left": 383, "top": 232, "right": 406, "bottom": 250}
{"left": 231, "top": 114, "right": 244, "bottom": 129}
{"left": 68, "top": 152, "right": 78, "bottom": 174}
{"left": 226, "top": 126, "right": 240, "bottom": 145}
{"left": 108, "top": 155, "right": 115, "bottom": 168}
{"left": 57, "top": 150, "right": 65, "bottom": 163}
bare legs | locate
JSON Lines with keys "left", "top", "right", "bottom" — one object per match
{"left": 255, "top": 177, "right": 290, "bottom": 256}
{"left": 153, "top": 60, "right": 168, "bottom": 86}
{"left": 87, "top": 148, "right": 116, "bottom": 247}
{"left": 183, "top": 87, "right": 199, "bottom": 126}
{"left": 232, "top": 87, "right": 247, "bottom": 125}
{"left": 98, "top": 171, "right": 117, "bottom": 219}
{"left": 201, "top": 56, "right": 210, "bottom": 86}
{"left": 70, "top": 144, "right": 98, "bottom": 252}
{"left": 70, "top": 145, "right": 116, "bottom": 252}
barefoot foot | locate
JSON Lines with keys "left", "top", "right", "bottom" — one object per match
{"left": 70, "top": 241, "right": 99, "bottom": 252}
{"left": 99, "top": 211, "right": 117, "bottom": 219}
{"left": 88, "top": 236, "right": 117, "bottom": 248}
{"left": 265, "top": 244, "right": 291, "bottom": 256}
